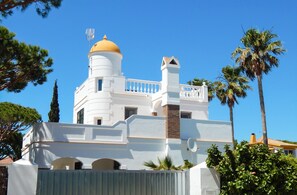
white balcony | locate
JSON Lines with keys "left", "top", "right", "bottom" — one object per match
{"left": 125, "top": 79, "right": 161, "bottom": 94}
{"left": 125, "top": 79, "right": 207, "bottom": 102}
{"left": 180, "top": 84, "right": 206, "bottom": 101}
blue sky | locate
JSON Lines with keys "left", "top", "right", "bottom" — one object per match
{"left": 1, "top": 0, "right": 296, "bottom": 142}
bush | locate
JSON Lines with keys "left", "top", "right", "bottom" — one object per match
{"left": 206, "top": 142, "right": 297, "bottom": 194}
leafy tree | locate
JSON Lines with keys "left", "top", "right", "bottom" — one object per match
{"left": 214, "top": 66, "right": 251, "bottom": 147}
{"left": 0, "top": 131, "right": 22, "bottom": 160}
{"left": 188, "top": 78, "right": 215, "bottom": 101}
{"left": 0, "top": 0, "right": 62, "bottom": 18}
{"left": 0, "top": 26, "right": 53, "bottom": 92}
{"left": 206, "top": 144, "right": 223, "bottom": 167}
{"left": 206, "top": 142, "right": 297, "bottom": 194}
{"left": 0, "top": 102, "right": 41, "bottom": 142}
{"left": 48, "top": 80, "right": 60, "bottom": 122}
{"left": 144, "top": 156, "right": 193, "bottom": 170}
{"left": 232, "top": 28, "right": 285, "bottom": 145}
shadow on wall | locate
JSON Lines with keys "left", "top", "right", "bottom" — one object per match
{"left": 92, "top": 158, "right": 121, "bottom": 170}
{"left": 51, "top": 157, "right": 83, "bottom": 170}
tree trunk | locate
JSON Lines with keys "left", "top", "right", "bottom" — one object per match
{"left": 229, "top": 106, "right": 235, "bottom": 148}
{"left": 257, "top": 75, "right": 268, "bottom": 145}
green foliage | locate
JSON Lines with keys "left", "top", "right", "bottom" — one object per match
{"left": 0, "top": 26, "right": 53, "bottom": 92}
{"left": 0, "top": 131, "right": 22, "bottom": 160}
{"left": 0, "top": 0, "right": 62, "bottom": 19}
{"left": 188, "top": 78, "right": 215, "bottom": 101}
{"left": 232, "top": 28, "right": 285, "bottom": 79}
{"left": 144, "top": 156, "right": 194, "bottom": 170}
{"left": 48, "top": 80, "right": 60, "bottom": 122}
{"left": 0, "top": 102, "right": 41, "bottom": 141}
{"left": 206, "top": 142, "right": 297, "bottom": 194}
{"left": 206, "top": 144, "right": 223, "bottom": 167}
{"left": 214, "top": 66, "right": 251, "bottom": 108}
{"left": 181, "top": 159, "right": 194, "bottom": 170}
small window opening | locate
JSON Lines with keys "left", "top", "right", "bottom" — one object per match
{"left": 98, "top": 79, "right": 103, "bottom": 91}
{"left": 97, "top": 119, "right": 102, "bottom": 125}
{"left": 181, "top": 112, "right": 191, "bottom": 119}
{"left": 77, "top": 108, "right": 84, "bottom": 124}
{"left": 125, "top": 107, "right": 137, "bottom": 119}
{"left": 169, "top": 59, "right": 177, "bottom": 65}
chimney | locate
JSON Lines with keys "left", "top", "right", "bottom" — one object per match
{"left": 250, "top": 133, "right": 256, "bottom": 144}
{"left": 161, "top": 56, "right": 180, "bottom": 139}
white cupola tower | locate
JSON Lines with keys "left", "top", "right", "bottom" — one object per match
{"left": 88, "top": 35, "right": 123, "bottom": 77}
{"left": 73, "top": 35, "right": 124, "bottom": 126}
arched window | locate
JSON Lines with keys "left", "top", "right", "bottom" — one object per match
{"left": 51, "top": 157, "right": 83, "bottom": 170}
{"left": 92, "top": 158, "right": 121, "bottom": 170}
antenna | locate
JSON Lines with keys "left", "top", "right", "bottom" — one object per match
{"left": 85, "top": 28, "right": 95, "bottom": 44}
{"left": 85, "top": 28, "right": 95, "bottom": 75}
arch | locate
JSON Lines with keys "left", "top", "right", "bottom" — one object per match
{"left": 92, "top": 158, "right": 121, "bottom": 170}
{"left": 152, "top": 99, "right": 162, "bottom": 116}
{"left": 51, "top": 157, "right": 83, "bottom": 170}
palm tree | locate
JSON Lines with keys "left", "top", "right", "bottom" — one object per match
{"left": 144, "top": 156, "right": 178, "bottom": 170}
{"left": 214, "top": 66, "right": 251, "bottom": 147}
{"left": 144, "top": 156, "right": 193, "bottom": 170}
{"left": 232, "top": 28, "right": 285, "bottom": 145}
{"left": 188, "top": 78, "right": 215, "bottom": 102}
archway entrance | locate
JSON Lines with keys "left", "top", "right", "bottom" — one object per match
{"left": 51, "top": 157, "right": 83, "bottom": 170}
{"left": 92, "top": 158, "right": 121, "bottom": 170}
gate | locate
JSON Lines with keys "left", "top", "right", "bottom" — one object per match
{"left": 37, "top": 169, "right": 189, "bottom": 195}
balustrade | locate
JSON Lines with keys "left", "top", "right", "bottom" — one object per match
{"left": 125, "top": 79, "right": 206, "bottom": 101}
{"left": 180, "top": 84, "right": 203, "bottom": 99}
{"left": 125, "top": 79, "right": 161, "bottom": 94}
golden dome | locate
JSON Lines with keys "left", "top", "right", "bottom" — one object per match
{"left": 89, "top": 35, "right": 121, "bottom": 54}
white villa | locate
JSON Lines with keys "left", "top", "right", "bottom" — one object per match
{"left": 22, "top": 35, "right": 232, "bottom": 170}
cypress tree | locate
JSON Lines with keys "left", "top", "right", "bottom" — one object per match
{"left": 48, "top": 80, "right": 60, "bottom": 122}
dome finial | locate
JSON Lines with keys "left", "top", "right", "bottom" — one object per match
{"left": 103, "top": 35, "right": 107, "bottom": 40}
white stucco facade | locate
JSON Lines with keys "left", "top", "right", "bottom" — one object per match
{"left": 22, "top": 35, "right": 232, "bottom": 170}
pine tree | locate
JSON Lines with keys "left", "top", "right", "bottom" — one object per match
{"left": 48, "top": 80, "right": 60, "bottom": 122}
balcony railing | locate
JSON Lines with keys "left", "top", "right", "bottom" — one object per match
{"left": 180, "top": 84, "right": 204, "bottom": 100}
{"left": 125, "top": 79, "right": 161, "bottom": 94}
{"left": 125, "top": 79, "right": 206, "bottom": 101}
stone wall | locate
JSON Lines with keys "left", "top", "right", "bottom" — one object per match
{"left": 163, "top": 104, "right": 180, "bottom": 138}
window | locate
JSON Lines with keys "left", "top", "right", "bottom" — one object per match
{"left": 181, "top": 112, "right": 191, "bottom": 119}
{"left": 97, "top": 79, "right": 103, "bottom": 91}
{"left": 97, "top": 119, "right": 102, "bottom": 125}
{"left": 284, "top": 149, "right": 294, "bottom": 155}
{"left": 77, "top": 108, "right": 84, "bottom": 124}
{"left": 125, "top": 107, "right": 137, "bottom": 119}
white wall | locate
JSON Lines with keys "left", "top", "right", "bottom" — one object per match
{"left": 23, "top": 116, "right": 232, "bottom": 170}
{"left": 180, "top": 119, "right": 232, "bottom": 142}
{"left": 180, "top": 100, "right": 208, "bottom": 120}
{"left": 88, "top": 52, "right": 122, "bottom": 78}
{"left": 189, "top": 162, "right": 220, "bottom": 195}
{"left": 8, "top": 160, "right": 38, "bottom": 195}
